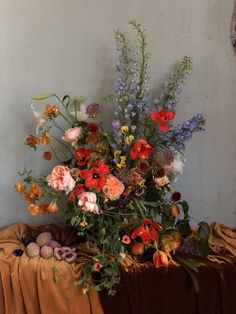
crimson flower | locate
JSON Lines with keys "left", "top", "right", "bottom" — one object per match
{"left": 43, "top": 151, "right": 53, "bottom": 160}
{"left": 75, "top": 147, "right": 91, "bottom": 166}
{"left": 150, "top": 110, "right": 175, "bottom": 132}
{"left": 130, "top": 139, "right": 154, "bottom": 160}
{"left": 80, "top": 160, "right": 110, "bottom": 191}
{"left": 131, "top": 219, "right": 162, "bottom": 244}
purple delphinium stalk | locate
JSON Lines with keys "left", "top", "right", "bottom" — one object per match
{"left": 127, "top": 99, "right": 150, "bottom": 120}
{"left": 159, "top": 113, "right": 206, "bottom": 151}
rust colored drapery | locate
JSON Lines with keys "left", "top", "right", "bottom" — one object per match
{"left": 0, "top": 223, "right": 236, "bottom": 314}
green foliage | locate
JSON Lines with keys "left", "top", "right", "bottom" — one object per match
{"left": 197, "top": 221, "right": 210, "bottom": 258}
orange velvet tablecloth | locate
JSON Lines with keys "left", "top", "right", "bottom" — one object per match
{"left": 0, "top": 223, "right": 236, "bottom": 314}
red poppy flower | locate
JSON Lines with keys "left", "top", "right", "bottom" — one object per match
{"left": 87, "top": 122, "right": 99, "bottom": 133}
{"left": 150, "top": 110, "right": 175, "bottom": 132}
{"left": 43, "top": 151, "right": 53, "bottom": 160}
{"left": 153, "top": 250, "right": 169, "bottom": 267}
{"left": 80, "top": 160, "right": 110, "bottom": 191}
{"left": 131, "top": 219, "right": 162, "bottom": 244}
{"left": 68, "top": 184, "right": 85, "bottom": 201}
{"left": 75, "top": 147, "right": 91, "bottom": 167}
{"left": 130, "top": 139, "right": 154, "bottom": 160}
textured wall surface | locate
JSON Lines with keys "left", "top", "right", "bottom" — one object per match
{"left": 0, "top": 0, "right": 236, "bottom": 228}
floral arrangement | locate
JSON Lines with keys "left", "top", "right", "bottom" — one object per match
{"left": 15, "top": 21, "right": 209, "bottom": 295}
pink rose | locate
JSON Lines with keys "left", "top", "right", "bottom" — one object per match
{"left": 47, "top": 165, "right": 75, "bottom": 193}
{"left": 102, "top": 175, "right": 125, "bottom": 200}
{"left": 61, "top": 127, "right": 83, "bottom": 146}
{"left": 78, "top": 192, "right": 100, "bottom": 214}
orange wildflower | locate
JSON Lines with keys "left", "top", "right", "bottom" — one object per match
{"left": 47, "top": 202, "right": 59, "bottom": 213}
{"left": 25, "top": 183, "right": 42, "bottom": 203}
{"left": 15, "top": 182, "right": 25, "bottom": 194}
{"left": 130, "top": 139, "right": 154, "bottom": 160}
{"left": 40, "top": 132, "right": 51, "bottom": 146}
{"left": 28, "top": 203, "right": 46, "bottom": 216}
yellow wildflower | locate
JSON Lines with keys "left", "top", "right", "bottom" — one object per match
{"left": 40, "top": 132, "right": 51, "bottom": 146}
{"left": 121, "top": 126, "right": 129, "bottom": 134}
{"left": 117, "top": 156, "right": 127, "bottom": 169}
{"left": 125, "top": 135, "right": 134, "bottom": 145}
{"left": 114, "top": 150, "right": 122, "bottom": 158}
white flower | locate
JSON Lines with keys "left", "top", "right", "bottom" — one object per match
{"left": 31, "top": 104, "right": 47, "bottom": 134}
{"left": 164, "top": 151, "right": 186, "bottom": 182}
{"left": 69, "top": 103, "right": 90, "bottom": 122}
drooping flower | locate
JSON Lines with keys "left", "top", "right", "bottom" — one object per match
{"left": 75, "top": 147, "right": 91, "bottom": 167}
{"left": 169, "top": 204, "right": 180, "bottom": 217}
{"left": 24, "top": 134, "right": 40, "bottom": 149}
{"left": 80, "top": 160, "right": 110, "bottom": 191}
{"left": 153, "top": 250, "right": 169, "bottom": 267}
{"left": 47, "top": 165, "right": 75, "bottom": 194}
{"left": 78, "top": 192, "right": 100, "bottom": 214}
{"left": 62, "top": 127, "right": 83, "bottom": 146}
{"left": 150, "top": 110, "right": 175, "bottom": 132}
{"left": 28, "top": 203, "right": 47, "bottom": 216}
{"left": 43, "top": 151, "right": 53, "bottom": 160}
{"left": 130, "top": 139, "right": 154, "bottom": 160}
{"left": 102, "top": 175, "right": 125, "bottom": 200}
{"left": 25, "top": 183, "right": 42, "bottom": 203}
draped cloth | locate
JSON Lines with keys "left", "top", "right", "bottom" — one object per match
{"left": 0, "top": 223, "right": 236, "bottom": 314}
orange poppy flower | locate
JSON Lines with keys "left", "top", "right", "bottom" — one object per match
{"left": 130, "top": 139, "right": 154, "bottom": 160}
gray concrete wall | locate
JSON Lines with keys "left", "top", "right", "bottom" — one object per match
{"left": 0, "top": 0, "right": 235, "bottom": 228}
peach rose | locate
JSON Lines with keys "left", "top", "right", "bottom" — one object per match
{"left": 47, "top": 165, "right": 75, "bottom": 194}
{"left": 61, "top": 127, "right": 83, "bottom": 146}
{"left": 102, "top": 175, "right": 125, "bottom": 200}
{"left": 78, "top": 192, "right": 100, "bottom": 214}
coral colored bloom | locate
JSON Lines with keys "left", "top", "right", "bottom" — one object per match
{"left": 78, "top": 192, "right": 100, "bottom": 214}
{"left": 150, "top": 110, "right": 175, "bottom": 132}
{"left": 102, "top": 175, "right": 125, "bottom": 200}
{"left": 15, "top": 182, "right": 25, "bottom": 194}
{"left": 130, "top": 140, "right": 154, "bottom": 160}
{"left": 62, "top": 127, "right": 83, "bottom": 146}
{"left": 26, "top": 183, "right": 42, "bottom": 201}
{"left": 47, "top": 165, "right": 75, "bottom": 193}
{"left": 122, "top": 235, "right": 131, "bottom": 245}
{"left": 80, "top": 160, "right": 110, "bottom": 191}
{"left": 75, "top": 147, "right": 91, "bottom": 167}
{"left": 47, "top": 202, "right": 59, "bottom": 213}
{"left": 43, "top": 151, "right": 53, "bottom": 160}
{"left": 153, "top": 250, "right": 169, "bottom": 267}
{"left": 93, "top": 262, "right": 102, "bottom": 272}
{"left": 87, "top": 122, "right": 99, "bottom": 133}
{"left": 40, "top": 132, "right": 51, "bottom": 146}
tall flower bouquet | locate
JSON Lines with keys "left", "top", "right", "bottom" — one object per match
{"left": 16, "top": 21, "right": 209, "bottom": 295}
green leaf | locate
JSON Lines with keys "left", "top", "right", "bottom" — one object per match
{"left": 62, "top": 158, "right": 73, "bottom": 166}
{"left": 181, "top": 200, "right": 189, "bottom": 218}
{"left": 31, "top": 93, "right": 55, "bottom": 100}
{"left": 174, "top": 256, "right": 200, "bottom": 273}
{"left": 197, "top": 221, "right": 210, "bottom": 258}
{"left": 176, "top": 219, "right": 191, "bottom": 237}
